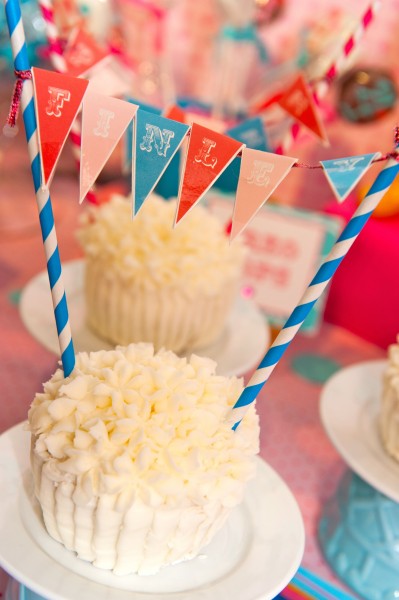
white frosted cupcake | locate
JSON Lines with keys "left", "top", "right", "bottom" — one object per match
{"left": 77, "top": 195, "right": 245, "bottom": 353}
{"left": 380, "top": 337, "right": 399, "bottom": 461}
{"left": 28, "top": 344, "right": 259, "bottom": 575}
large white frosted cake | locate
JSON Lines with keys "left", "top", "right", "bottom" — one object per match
{"left": 28, "top": 344, "right": 259, "bottom": 575}
{"left": 380, "top": 338, "right": 399, "bottom": 461}
{"left": 77, "top": 195, "right": 245, "bottom": 353}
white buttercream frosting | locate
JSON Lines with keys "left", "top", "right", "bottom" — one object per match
{"left": 29, "top": 345, "right": 259, "bottom": 574}
{"left": 380, "top": 338, "right": 399, "bottom": 462}
{"left": 77, "top": 194, "right": 245, "bottom": 294}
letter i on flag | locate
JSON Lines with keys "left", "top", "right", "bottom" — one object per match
{"left": 80, "top": 89, "right": 138, "bottom": 202}
{"left": 32, "top": 67, "right": 89, "bottom": 187}
{"left": 231, "top": 148, "right": 297, "bottom": 241}
{"left": 320, "top": 153, "right": 380, "bottom": 203}
{"left": 175, "top": 123, "right": 244, "bottom": 224}
{"left": 133, "top": 110, "right": 190, "bottom": 215}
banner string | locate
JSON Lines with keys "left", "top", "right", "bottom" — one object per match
{"left": 5, "top": 67, "right": 399, "bottom": 173}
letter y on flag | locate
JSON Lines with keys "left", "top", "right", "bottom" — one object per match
{"left": 320, "top": 153, "right": 380, "bottom": 203}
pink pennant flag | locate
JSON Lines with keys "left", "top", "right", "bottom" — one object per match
{"left": 231, "top": 149, "right": 297, "bottom": 241}
{"left": 63, "top": 28, "right": 110, "bottom": 77}
{"left": 80, "top": 89, "right": 138, "bottom": 202}
{"left": 175, "top": 123, "right": 244, "bottom": 224}
{"left": 32, "top": 67, "right": 89, "bottom": 187}
{"left": 278, "top": 73, "right": 329, "bottom": 145}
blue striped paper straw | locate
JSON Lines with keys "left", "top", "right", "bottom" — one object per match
{"left": 4, "top": 0, "right": 75, "bottom": 376}
{"left": 228, "top": 157, "right": 399, "bottom": 429}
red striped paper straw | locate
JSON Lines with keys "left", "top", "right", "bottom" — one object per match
{"left": 275, "top": 0, "right": 382, "bottom": 155}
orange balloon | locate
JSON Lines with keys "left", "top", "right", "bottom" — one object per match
{"left": 358, "top": 174, "right": 399, "bottom": 218}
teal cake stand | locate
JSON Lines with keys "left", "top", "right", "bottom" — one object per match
{"left": 319, "top": 471, "right": 399, "bottom": 600}
{"left": 319, "top": 361, "right": 399, "bottom": 600}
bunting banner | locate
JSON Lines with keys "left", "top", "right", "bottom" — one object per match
{"left": 133, "top": 110, "right": 190, "bottom": 215}
{"left": 80, "top": 90, "right": 138, "bottom": 203}
{"left": 63, "top": 28, "right": 109, "bottom": 77}
{"left": 278, "top": 74, "right": 329, "bottom": 145}
{"left": 175, "top": 123, "right": 244, "bottom": 224}
{"left": 28, "top": 68, "right": 394, "bottom": 240}
{"left": 32, "top": 67, "right": 89, "bottom": 186}
{"left": 231, "top": 149, "right": 297, "bottom": 241}
{"left": 320, "top": 152, "right": 380, "bottom": 203}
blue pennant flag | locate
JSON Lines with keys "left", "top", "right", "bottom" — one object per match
{"left": 215, "top": 116, "right": 269, "bottom": 193}
{"left": 133, "top": 110, "right": 189, "bottom": 215}
{"left": 226, "top": 116, "right": 269, "bottom": 149}
{"left": 321, "top": 152, "right": 379, "bottom": 203}
{"left": 123, "top": 99, "right": 162, "bottom": 172}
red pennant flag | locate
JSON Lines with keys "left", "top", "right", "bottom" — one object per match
{"left": 164, "top": 105, "right": 186, "bottom": 123}
{"left": 278, "top": 74, "right": 328, "bottom": 145}
{"left": 175, "top": 123, "right": 243, "bottom": 224}
{"left": 63, "top": 28, "right": 109, "bottom": 77}
{"left": 80, "top": 90, "right": 138, "bottom": 202}
{"left": 32, "top": 67, "right": 89, "bottom": 186}
{"left": 231, "top": 149, "right": 297, "bottom": 241}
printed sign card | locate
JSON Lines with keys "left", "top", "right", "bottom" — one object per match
{"left": 208, "top": 195, "right": 342, "bottom": 332}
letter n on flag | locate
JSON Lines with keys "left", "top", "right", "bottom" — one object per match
{"left": 32, "top": 67, "right": 89, "bottom": 187}
{"left": 80, "top": 90, "right": 138, "bottom": 202}
{"left": 133, "top": 110, "right": 190, "bottom": 215}
{"left": 175, "top": 123, "right": 244, "bottom": 224}
{"left": 231, "top": 149, "right": 297, "bottom": 241}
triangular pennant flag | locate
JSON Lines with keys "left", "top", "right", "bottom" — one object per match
{"left": 320, "top": 153, "right": 380, "bottom": 203}
{"left": 226, "top": 116, "right": 269, "bottom": 151}
{"left": 133, "top": 111, "right": 190, "bottom": 215}
{"left": 80, "top": 89, "right": 138, "bottom": 202}
{"left": 175, "top": 123, "right": 244, "bottom": 224}
{"left": 278, "top": 73, "right": 328, "bottom": 145}
{"left": 123, "top": 99, "right": 162, "bottom": 173}
{"left": 231, "top": 149, "right": 297, "bottom": 241}
{"left": 63, "top": 28, "right": 109, "bottom": 77}
{"left": 32, "top": 67, "right": 89, "bottom": 187}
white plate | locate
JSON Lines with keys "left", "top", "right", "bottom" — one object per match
{"left": 0, "top": 423, "right": 304, "bottom": 600}
{"left": 19, "top": 260, "right": 269, "bottom": 377}
{"left": 320, "top": 360, "right": 399, "bottom": 503}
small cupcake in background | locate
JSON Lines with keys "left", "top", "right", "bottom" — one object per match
{"left": 77, "top": 194, "right": 246, "bottom": 353}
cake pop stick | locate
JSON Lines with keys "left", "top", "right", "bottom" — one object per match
{"left": 5, "top": 0, "right": 75, "bottom": 375}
